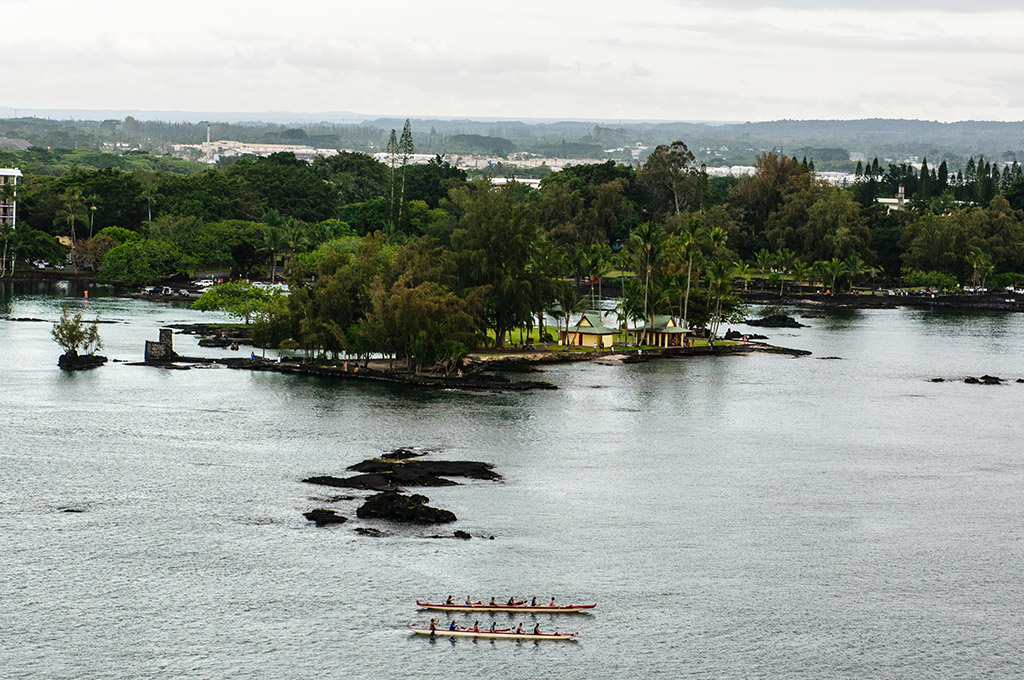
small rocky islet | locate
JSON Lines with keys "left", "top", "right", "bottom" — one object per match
{"left": 302, "top": 448, "right": 501, "bottom": 537}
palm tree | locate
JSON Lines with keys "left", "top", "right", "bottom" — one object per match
{"left": 965, "top": 247, "right": 993, "bottom": 290}
{"left": 629, "top": 221, "right": 664, "bottom": 335}
{"left": 262, "top": 226, "right": 287, "bottom": 282}
{"left": 550, "top": 283, "right": 585, "bottom": 346}
{"left": 140, "top": 182, "right": 158, "bottom": 224}
{"left": 812, "top": 260, "right": 830, "bottom": 293}
{"left": 733, "top": 259, "right": 752, "bottom": 291}
{"left": 583, "top": 244, "right": 611, "bottom": 316}
{"left": 86, "top": 193, "right": 102, "bottom": 239}
{"left": 825, "top": 258, "right": 849, "bottom": 295}
{"left": 678, "top": 217, "right": 709, "bottom": 329}
{"left": 283, "top": 218, "right": 310, "bottom": 260}
{"left": 754, "top": 248, "right": 774, "bottom": 291}
{"left": 790, "top": 260, "right": 812, "bottom": 294}
{"left": 775, "top": 248, "right": 796, "bottom": 296}
{"left": 56, "top": 187, "right": 86, "bottom": 247}
{"left": 706, "top": 260, "right": 736, "bottom": 341}
{"left": 843, "top": 254, "right": 866, "bottom": 292}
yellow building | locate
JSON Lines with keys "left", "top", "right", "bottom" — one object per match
{"left": 632, "top": 315, "right": 693, "bottom": 347}
{"left": 560, "top": 313, "right": 617, "bottom": 349}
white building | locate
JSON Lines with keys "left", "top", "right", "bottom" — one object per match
{"left": 0, "top": 168, "right": 22, "bottom": 229}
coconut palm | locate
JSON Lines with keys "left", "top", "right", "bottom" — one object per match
{"left": 582, "top": 244, "right": 612, "bottom": 316}
{"left": 812, "top": 260, "right": 830, "bottom": 293}
{"left": 843, "top": 254, "right": 866, "bottom": 291}
{"left": 706, "top": 260, "right": 736, "bottom": 340}
{"left": 733, "top": 259, "right": 753, "bottom": 291}
{"left": 775, "top": 248, "right": 797, "bottom": 296}
{"left": 754, "top": 248, "right": 774, "bottom": 291}
{"left": 965, "top": 247, "right": 993, "bottom": 290}
{"left": 56, "top": 187, "right": 86, "bottom": 247}
{"left": 678, "top": 217, "right": 709, "bottom": 329}
{"left": 549, "top": 282, "right": 586, "bottom": 346}
{"left": 262, "top": 226, "right": 288, "bottom": 282}
{"left": 790, "top": 259, "right": 813, "bottom": 295}
{"left": 825, "top": 258, "right": 849, "bottom": 295}
{"left": 629, "top": 221, "right": 664, "bottom": 334}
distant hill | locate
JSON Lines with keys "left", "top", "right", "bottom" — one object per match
{"left": 1, "top": 112, "right": 1022, "bottom": 170}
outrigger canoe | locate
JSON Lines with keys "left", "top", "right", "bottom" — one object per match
{"left": 408, "top": 626, "right": 578, "bottom": 641}
{"left": 416, "top": 601, "right": 596, "bottom": 614}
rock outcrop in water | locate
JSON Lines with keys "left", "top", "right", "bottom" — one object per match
{"left": 58, "top": 351, "right": 108, "bottom": 371}
{"left": 356, "top": 491, "right": 457, "bottom": 524}
{"left": 964, "top": 375, "right": 1003, "bottom": 385}
{"left": 745, "top": 314, "right": 806, "bottom": 328}
{"left": 303, "top": 508, "right": 348, "bottom": 526}
{"left": 303, "top": 451, "right": 500, "bottom": 491}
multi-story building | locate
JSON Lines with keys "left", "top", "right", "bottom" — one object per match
{"left": 0, "top": 168, "right": 22, "bottom": 229}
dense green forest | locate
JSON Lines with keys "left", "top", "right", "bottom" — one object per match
{"left": 5, "top": 137, "right": 1024, "bottom": 368}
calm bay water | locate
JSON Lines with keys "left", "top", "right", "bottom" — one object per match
{"left": 2, "top": 281, "right": 1023, "bottom": 678}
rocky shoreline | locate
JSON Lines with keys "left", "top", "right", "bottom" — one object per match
{"left": 741, "top": 291, "right": 1024, "bottom": 313}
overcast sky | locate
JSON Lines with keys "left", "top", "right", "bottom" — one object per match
{"left": 5, "top": 0, "right": 1024, "bottom": 122}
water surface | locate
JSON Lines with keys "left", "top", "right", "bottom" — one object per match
{"left": 2, "top": 283, "right": 1022, "bottom": 678}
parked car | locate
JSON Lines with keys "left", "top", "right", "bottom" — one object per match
{"left": 193, "top": 279, "right": 215, "bottom": 288}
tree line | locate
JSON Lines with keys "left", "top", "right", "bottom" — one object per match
{"left": 7, "top": 138, "right": 1024, "bottom": 366}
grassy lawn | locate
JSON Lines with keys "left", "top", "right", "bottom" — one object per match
{"left": 484, "top": 326, "right": 560, "bottom": 346}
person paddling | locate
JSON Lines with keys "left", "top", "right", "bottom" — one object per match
{"left": 533, "top": 624, "right": 541, "bottom": 635}
{"left": 548, "top": 596, "right": 555, "bottom": 606}
{"left": 472, "top": 621, "right": 480, "bottom": 632}
{"left": 530, "top": 597, "right": 537, "bottom": 607}
{"left": 488, "top": 597, "right": 497, "bottom": 606}
{"left": 515, "top": 623, "right": 524, "bottom": 635}
{"left": 489, "top": 621, "right": 497, "bottom": 633}
{"left": 449, "top": 619, "right": 458, "bottom": 631}
{"left": 507, "top": 596, "right": 516, "bottom": 606}
{"left": 445, "top": 595, "right": 453, "bottom": 605}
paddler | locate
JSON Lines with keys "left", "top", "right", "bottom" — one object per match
{"left": 449, "top": 619, "right": 458, "bottom": 631}
{"left": 533, "top": 624, "right": 541, "bottom": 635}
{"left": 445, "top": 595, "right": 454, "bottom": 605}
{"left": 488, "top": 597, "right": 497, "bottom": 606}
{"left": 489, "top": 621, "right": 497, "bottom": 633}
{"left": 515, "top": 623, "right": 524, "bottom": 635}
{"left": 507, "top": 596, "right": 516, "bottom": 606}
{"left": 530, "top": 597, "right": 537, "bottom": 607}
{"left": 466, "top": 596, "right": 481, "bottom": 606}
{"left": 549, "top": 597, "right": 555, "bottom": 606}
{"left": 472, "top": 621, "right": 480, "bottom": 632}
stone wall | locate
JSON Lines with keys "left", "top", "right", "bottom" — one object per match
{"left": 144, "top": 328, "right": 176, "bottom": 361}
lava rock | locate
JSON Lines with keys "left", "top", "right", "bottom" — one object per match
{"left": 745, "top": 314, "right": 806, "bottom": 328}
{"left": 58, "top": 352, "right": 108, "bottom": 371}
{"left": 931, "top": 378, "right": 945, "bottom": 382}
{"left": 355, "top": 527, "right": 386, "bottom": 537}
{"left": 303, "top": 508, "right": 348, "bottom": 527}
{"left": 347, "top": 459, "right": 501, "bottom": 482}
{"left": 454, "top": 530, "right": 472, "bottom": 540}
{"left": 965, "top": 375, "right": 1002, "bottom": 385}
{"left": 382, "top": 447, "right": 427, "bottom": 460}
{"left": 356, "top": 491, "right": 457, "bottom": 524}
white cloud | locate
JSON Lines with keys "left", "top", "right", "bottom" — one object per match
{"left": 4, "top": 0, "right": 1024, "bottom": 121}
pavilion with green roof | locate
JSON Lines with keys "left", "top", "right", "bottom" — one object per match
{"left": 631, "top": 315, "right": 694, "bottom": 348}
{"left": 560, "top": 312, "right": 618, "bottom": 349}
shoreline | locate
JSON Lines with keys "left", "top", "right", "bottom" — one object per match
{"left": 740, "top": 291, "right": 1024, "bottom": 313}
{"left": 131, "top": 338, "right": 810, "bottom": 392}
